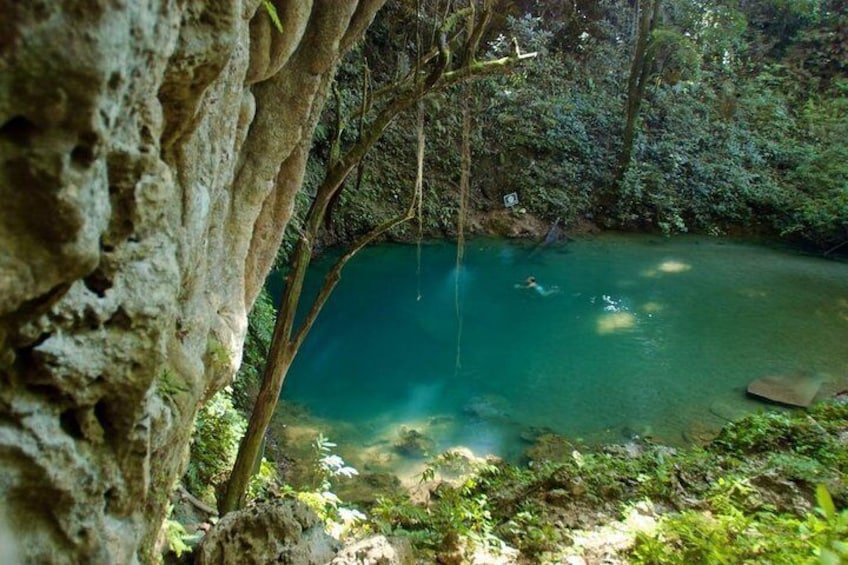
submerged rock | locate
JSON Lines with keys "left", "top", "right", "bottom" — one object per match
{"left": 709, "top": 400, "right": 749, "bottom": 422}
{"left": 747, "top": 373, "right": 823, "bottom": 407}
{"left": 525, "top": 433, "right": 576, "bottom": 464}
{"left": 463, "top": 394, "right": 511, "bottom": 421}
{"left": 520, "top": 425, "right": 559, "bottom": 443}
{"left": 393, "top": 427, "right": 435, "bottom": 459}
{"left": 682, "top": 416, "right": 724, "bottom": 445}
{"left": 336, "top": 472, "right": 403, "bottom": 507}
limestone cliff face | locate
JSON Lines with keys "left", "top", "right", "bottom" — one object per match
{"left": 0, "top": 1, "right": 383, "bottom": 562}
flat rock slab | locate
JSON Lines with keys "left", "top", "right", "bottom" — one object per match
{"left": 747, "top": 373, "right": 823, "bottom": 407}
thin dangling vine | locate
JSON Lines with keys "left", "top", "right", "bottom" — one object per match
{"left": 415, "top": 105, "right": 424, "bottom": 302}
{"left": 415, "top": 0, "right": 426, "bottom": 302}
{"left": 455, "top": 79, "right": 472, "bottom": 373}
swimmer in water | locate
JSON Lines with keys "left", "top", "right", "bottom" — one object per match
{"left": 515, "top": 276, "right": 560, "bottom": 296}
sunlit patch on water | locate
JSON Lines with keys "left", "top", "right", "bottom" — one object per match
{"left": 642, "top": 259, "right": 692, "bottom": 277}
{"left": 597, "top": 311, "right": 637, "bottom": 334}
{"left": 658, "top": 260, "right": 692, "bottom": 273}
{"left": 641, "top": 301, "right": 664, "bottom": 314}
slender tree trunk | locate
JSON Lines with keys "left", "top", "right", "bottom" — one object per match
{"left": 220, "top": 3, "right": 537, "bottom": 514}
{"left": 617, "top": 0, "right": 662, "bottom": 183}
{"left": 220, "top": 190, "right": 329, "bottom": 514}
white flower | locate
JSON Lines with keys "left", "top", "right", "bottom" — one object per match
{"left": 320, "top": 491, "right": 340, "bottom": 506}
{"left": 338, "top": 507, "right": 366, "bottom": 524}
{"left": 336, "top": 466, "right": 359, "bottom": 478}
{"left": 320, "top": 454, "right": 345, "bottom": 471}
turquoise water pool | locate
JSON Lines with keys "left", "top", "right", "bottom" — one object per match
{"left": 275, "top": 234, "right": 848, "bottom": 473}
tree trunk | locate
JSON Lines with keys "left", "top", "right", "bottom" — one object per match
{"left": 607, "top": 0, "right": 662, "bottom": 205}
{"left": 221, "top": 2, "right": 538, "bottom": 513}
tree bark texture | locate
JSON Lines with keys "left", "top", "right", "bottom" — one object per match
{"left": 615, "top": 0, "right": 663, "bottom": 188}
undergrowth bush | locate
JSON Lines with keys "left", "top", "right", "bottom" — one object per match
{"left": 367, "top": 401, "right": 848, "bottom": 563}
{"left": 184, "top": 388, "right": 246, "bottom": 504}
{"left": 630, "top": 483, "right": 848, "bottom": 565}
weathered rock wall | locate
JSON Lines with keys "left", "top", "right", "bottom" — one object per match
{"left": 0, "top": 1, "right": 383, "bottom": 562}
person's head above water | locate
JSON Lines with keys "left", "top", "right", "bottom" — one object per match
{"left": 516, "top": 275, "right": 558, "bottom": 295}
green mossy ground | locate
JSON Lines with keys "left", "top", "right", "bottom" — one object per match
{"left": 367, "top": 401, "right": 848, "bottom": 563}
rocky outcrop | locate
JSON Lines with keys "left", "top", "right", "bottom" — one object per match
{"left": 195, "top": 500, "right": 339, "bottom": 564}
{"left": 195, "top": 503, "right": 413, "bottom": 565}
{"left": 0, "top": 1, "right": 384, "bottom": 562}
{"left": 330, "top": 535, "right": 414, "bottom": 565}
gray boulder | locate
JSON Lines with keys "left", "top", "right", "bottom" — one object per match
{"left": 330, "top": 535, "right": 414, "bottom": 565}
{"left": 195, "top": 500, "right": 340, "bottom": 565}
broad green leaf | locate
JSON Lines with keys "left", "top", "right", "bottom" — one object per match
{"left": 817, "top": 484, "right": 837, "bottom": 520}
{"left": 831, "top": 540, "right": 848, "bottom": 555}
{"left": 819, "top": 548, "right": 840, "bottom": 565}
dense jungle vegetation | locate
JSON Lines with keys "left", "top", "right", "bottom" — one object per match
{"left": 312, "top": 0, "right": 847, "bottom": 251}
{"left": 179, "top": 0, "right": 847, "bottom": 562}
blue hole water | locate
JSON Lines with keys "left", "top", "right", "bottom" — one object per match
{"left": 274, "top": 234, "right": 848, "bottom": 476}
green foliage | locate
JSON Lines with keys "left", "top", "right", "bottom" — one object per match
{"left": 627, "top": 405, "right": 848, "bottom": 564}
{"left": 232, "top": 288, "right": 276, "bottom": 412}
{"left": 314, "top": 0, "right": 847, "bottom": 249}
{"left": 158, "top": 368, "right": 188, "bottom": 404}
{"left": 163, "top": 504, "right": 192, "bottom": 558}
{"left": 779, "top": 95, "right": 848, "bottom": 245}
{"left": 809, "top": 485, "right": 848, "bottom": 564}
{"left": 766, "top": 452, "right": 830, "bottom": 484}
{"left": 630, "top": 482, "right": 848, "bottom": 565}
{"left": 205, "top": 337, "right": 229, "bottom": 372}
{"left": 498, "top": 504, "right": 562, "bottom": 557}
{"left": 362, "top": 401, "right": 848, "bottom": 562}
{"left": 261, "top": 0, "right": 283, "bottom": 33}
{"left": 372, "top": 494, "right": 429, "bottom": 529}
{"left": 369, "top": 452, "right": 508, "bottom": 554}
{"left": 312, "top": 433, "right": 360, "bottom": 488}
{"left": 294, "top": 434, "right": 365, "bottom": 538}
{"left": 246, "top": 457, "right": 282, "bottom": 502}
{"left": 648, "top": 29, "right": 702, "bottom": 85}
{"left": 474, "top": 50, "right": 619, "bottom": 225}
{"left": 713, "top": 403, "right": 848, "bottom": 470}
{"left": 630, "top": 504, "right": 809, "bottom": 564}
{"left": 185, "top": 388, "right": 246, "bottom": 504}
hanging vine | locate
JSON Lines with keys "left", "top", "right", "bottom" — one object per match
{"left": 455, "top": 80, "right": 472, "bottom": 373}
{"left": 221, "top": 0, "right": 536, "bottom": 513}
{"left": 415, "top": 0, "right": 426, "bottom": 302}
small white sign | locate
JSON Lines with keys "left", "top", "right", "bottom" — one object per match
{"left": 503, "top": 192, "right": 519, "bottom": 208}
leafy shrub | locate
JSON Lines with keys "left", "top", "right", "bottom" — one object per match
{"left": 712, "top": 405, "right": 848, "bottom": 469}
{"left": 631, "top": 483, "right": 848, "bottom": 565}
{"left": 631, "top": 506, "right": 809, "bottom": 564}
{"left": 184, "top": 388, "right": 246, "bottom": 504}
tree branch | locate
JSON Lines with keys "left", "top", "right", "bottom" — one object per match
{"left": 178, "top": 485, "right": 218, "bottom": 516}
{"left": 222, "top": 1, "right": 538, "bottom": 514}
{"left": 292, "top": 197, "right": 417, "bottom": 352}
